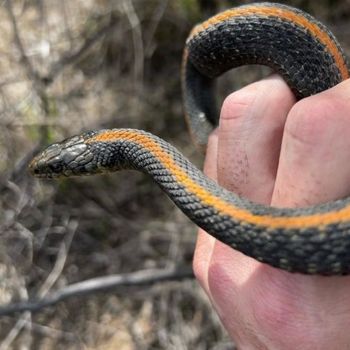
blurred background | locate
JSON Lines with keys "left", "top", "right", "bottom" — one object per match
{"left": 0, "top": 0, "right": 350, "bottom": 349}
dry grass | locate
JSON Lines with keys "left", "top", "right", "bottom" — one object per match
{"left": 0, "top": 0, "right": 349, "bottom": 349}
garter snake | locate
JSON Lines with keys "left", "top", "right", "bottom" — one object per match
{"left": 29, "top": 3, "right": 350, "bottom": 275}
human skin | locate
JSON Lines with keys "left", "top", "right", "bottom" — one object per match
{"left": 193, "top": 75, "right": 350, "bottom": 349}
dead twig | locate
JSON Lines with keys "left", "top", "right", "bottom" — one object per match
{"left": 0, "top": 266, "right": 194, "bottom": 316}
{"left": 5, "top": 0, "right": 41, "bottom": 86}
{"left": 144, "top": 0, "right": 168, "bottom": 57}
{"left": 37, "top": 219, "right": 78, "bottom": 298}
{"left": 44, "top": 18, "right": 117, "bottom": 84}
{"left": 1, "top": 316, "right": 78, "bottom": 342}
{"left": 122, "top": 0, "right": 144, "bottom": 89}
{"left": 0, "top": 219, "right": 77, "bottom": 348}
{"left": 0, "top": 312, "right": 32, "bottom": 350}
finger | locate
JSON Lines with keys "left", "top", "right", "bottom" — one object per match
{"left": 206, "top": 75, "right": 296, "bottom": 310}
{"left": 208, "top": 75, "right": 296, "bottom": 278}
{"left": 193, "top": 76, "right": 296, "bottom": 338}
{"left": 193, "top": 131, "right": 219, "bottom": 292}
{"left": 272, "top": 79, "right": 350, "bottom": 207}
{"left": 253, "top": 79, "right": 350, "bottom": 341}
{"left": 218, "top": 75, "right": 296, "bottom": 203}
{"left": 193, "top": 76, "right": 295, "bottom": 292}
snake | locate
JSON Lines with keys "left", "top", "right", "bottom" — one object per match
{"left": 29, "top": 2, "right": 350, "bottom": 275}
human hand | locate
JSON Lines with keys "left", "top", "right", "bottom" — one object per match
{"left": 193, "top": 75, "right": 350, "bottom": 349}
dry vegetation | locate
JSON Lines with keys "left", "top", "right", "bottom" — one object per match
{"left": 0, "top": 0, "right": 349, "bottom": 349}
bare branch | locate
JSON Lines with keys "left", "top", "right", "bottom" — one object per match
{"left": 37, "top": 219, "right": 78, "bottom": 298}
{"left": 0, "top": 219, "right": 77, "bottom": 347}
{"left": 44, "top": 18, "right": 117, "bottom": 84}
{"left": 0, "top": 312, "right": 31, "bottom": 350}
{"left": 122, "top": 0, "right": 144, "bottom": 89}
{"left": 0, "top": 266, "right": 194, "bottom": 316}
{"left": 1, "top": 317, "right": 78, "bottom": 342}
{"left": 0, "top": 281, "right": 31, "bottom": 350}
{"left": 144, "top": 0, "right": 168, "bottom": 56}
{"left": 5, "top": 0, "right": 41, "bottom": 85}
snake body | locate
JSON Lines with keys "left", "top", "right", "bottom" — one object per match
{"left": 30, "top": 3, "right": 350, "bottom": 275}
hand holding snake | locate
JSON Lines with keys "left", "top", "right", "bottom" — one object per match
{"left": 30, "top": 3, "right": 350, "bottom": 275}
{"left": 195, "top": 75, "right": 350, "bottom": 349}
{"left": 29, "top": 3, "right": 350, "bottom": 347}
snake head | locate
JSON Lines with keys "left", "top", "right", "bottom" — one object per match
{"left": 29, "top": 132, "right": 99, "bottom": 178}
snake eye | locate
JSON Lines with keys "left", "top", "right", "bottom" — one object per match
{"left": 49, "top": 162, "right": 63, "bottom": 174}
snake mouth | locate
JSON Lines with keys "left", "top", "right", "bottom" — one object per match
{"left": 28, "top": 158, "right": 42, "bottom": 177}
{"left": 28, "top": 153, "right": 64, "bottom": 179}
{"left": 28, "top": 164, "right": 59, "bottom": 179}
{"left": 30, "top": 170, "right": 61, "bottom": 179}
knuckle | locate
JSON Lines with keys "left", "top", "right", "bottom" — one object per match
{"left": 221, "top": 75, "right": 294, "bottom": 122}
{"left": 285, "top": 95, "right": 338, "bottom": 147}
{"left": 221, "top": 90, "right": 254, "bottom": 121}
